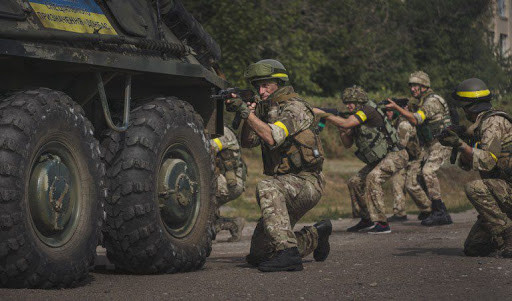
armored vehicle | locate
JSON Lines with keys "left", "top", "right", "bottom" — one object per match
{"left": 0, "top": 0, "right": 227, "bottom": 288}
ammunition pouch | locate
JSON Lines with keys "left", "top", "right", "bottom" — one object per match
{"left": 265, "top": 128, "right": 324, "bottom": 175}
{"left": 418, "top": 119, "right": 451, "bottom": 144}
{"left": 279, "top": 129, "right": 324, "bottom": 174}
{"left": 354, "top": 126, "right": 389, "bottom": 164}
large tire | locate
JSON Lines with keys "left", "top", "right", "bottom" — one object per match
{"left": 103, "top": 97, "right": 215, "bottom": 273}
{"left": 0, "top": 88, "right": 105, "bottom": 288}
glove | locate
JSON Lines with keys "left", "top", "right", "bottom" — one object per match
{"left": 226, "top": 98, "right": 251, "bottom": 119}
{"left": 225, "top": 98, "right": 243, "bottom": 112}
{"left": 438, "top": 130, "right": 463, "bottom": 148}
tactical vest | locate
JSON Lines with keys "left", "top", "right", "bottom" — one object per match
{"left": 353, "top": 101, "right": 400, "bottom": 164}
{"left": 474, "top": 110, "right": 512, "bottom": 181}
{"left": 259, "top": 88, "right": 325, "bottom": 176}
{"left": 417, "top": 92, "right": 452, "bottom": 144}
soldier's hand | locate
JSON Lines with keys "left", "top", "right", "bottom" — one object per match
{"left": 385, "top": 98, "right": 398, "bottom": 110}
{"left": 225, "top": 97, "right": 244, "bottom": 112}
{"left": 438, "top": 130, "right": 463, "bottom": 148}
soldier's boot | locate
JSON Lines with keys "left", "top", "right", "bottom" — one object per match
{"left": 417, "top": 211, "right": 431, "bottom": 221}
{"left": 227, "top": 217, "right": 245, "bottom": 242}
{"left": 501, "top": 227, "right": 512, "bottom": 258}
{"left": 245, "top": 253, "right": 271, "bottom": 267}
{"left": 258, "top": 247, "right": 303, "bottom": 272}
{"left": 313, "top": 220, "right": 332, "bottom": 262}
{"left": 421, "top": 199, "right": 453, "bottom": 226}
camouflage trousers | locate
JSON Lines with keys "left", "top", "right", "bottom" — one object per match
{"left": 348, "top": 162, "right": 379, "bottom": 220}
{"left": 406, "top": 141, "right": 449, "bottom": 202}
{"left": 215, "top": 173, "right": 245, "bottom": 238}
{"left": 464, "top": 216, "right": 505, "bottom": 257}
{"left": 465, "top": 178, "right": 512, "bottom": 238}
{"left": 365, "top": 150, "right": 409, "bottom": 222}
{"left": 248, "top": 172, "right": 325, "bottom": 261}
{"left": 393, "top": 157, "right": 432, "bottom": 216}
{"left": 391, "top": 168, "right": 407, "bottom": 217}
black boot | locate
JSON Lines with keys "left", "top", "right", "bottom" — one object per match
{"left": 421, "top": 200, "right": 453, "bottom": 226}
{"left": 245, "top": 253, "right": 271, "bottom": 267}
{"left": 501, "top": 227, "right": 512, "bottom": 258}
{"left": 313, "top": 220, "right": 332, "bottom": 262}
{"left": 417, "top": 211, "right": 431, "bottom": 221}
{"left": 258, "top": 247, "right": 303, "bottom": 272}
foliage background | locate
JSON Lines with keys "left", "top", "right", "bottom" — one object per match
{"left": 187, "top": 0, "right": 512, "bottom": 100}
{"left": 185, "top": 0, "right": 512, "bottom": 220}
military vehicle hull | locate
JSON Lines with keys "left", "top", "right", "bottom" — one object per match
{"left": 0, "top": 0, "right": 226, "bottom": 288}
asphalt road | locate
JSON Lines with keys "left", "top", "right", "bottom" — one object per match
{"left": 1, "top": 210, "right": 512, "bottom": 300}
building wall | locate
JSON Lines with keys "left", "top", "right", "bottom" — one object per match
{"left": 491, "top": 0, "right": 512, "bottom": 56}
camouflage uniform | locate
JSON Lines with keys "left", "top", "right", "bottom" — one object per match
{"left": 365, "top": 149, "right": 409, "bottom": 222}
{"left": 390, "top": 118, "right": 431, "bottom": 217}
{"left": 407, "top": 89, "right": 451, "bottom": 202}
{"left": 211, "top": 126, "right": 246, "bottom": 241}
{"left": 391, "top": 168, "right": 407, "bottom": 217}
{"left": 243, "top": 86, "right": 325, "bottom": 261}
{"left": 462, "top": 112, "right": 512, "bottom": 256}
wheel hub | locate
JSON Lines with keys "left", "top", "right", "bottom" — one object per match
{"left": 29, "top": 154, "right": 73, "bottom": 236}
{"left": 158, "top": 158, "right": 198, "bottom": 237}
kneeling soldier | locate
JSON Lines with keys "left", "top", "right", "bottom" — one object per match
{"left": 211, "top": 125, "right": 246, "bottom": 242}
{"left": 439, "top": 78, "right": 512, "bottom": 257}
{"left": 227, "top": 59, "right": 332, "bottom": 272}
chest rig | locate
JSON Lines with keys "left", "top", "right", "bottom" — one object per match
{"left": 417, "top": 92, "right": 452, "bottom": 144}
{"left": 258, "top": 88, "right": 324, "bottom": 176}
{"left": 353, "top": 101, "right": 400, "bottom": 164}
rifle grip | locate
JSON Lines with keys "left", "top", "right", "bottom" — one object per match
{"left": 232, "top": 112, "right": 242, "bottom": 130}
{"left": 450, "top": 148, "right": 458, "bottom": 164}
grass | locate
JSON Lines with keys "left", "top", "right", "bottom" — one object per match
{"left": 221, "top": 153, "right": 479, "bottom": 222}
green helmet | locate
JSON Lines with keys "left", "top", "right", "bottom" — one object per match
{"left": 451, "top": 78, "right": 492, "bottom": 113}
{"left": 342, "top": 85, "right": 369, "bottom": 104}
{"left": 408, "top": 71, "right": 430, "bottom": 87}
{"left": 244, "top": 59, "right": 289, "bottom": 84}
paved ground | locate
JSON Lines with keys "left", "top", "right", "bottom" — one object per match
{"left": 1, "top": 210, "right": 512, "bottom": 300}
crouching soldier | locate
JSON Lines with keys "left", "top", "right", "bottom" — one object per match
{"left": 315, "top": 86, "right": 404, "bottom": 234}
{"left": 227, "top": 59, "right": 332, "bottom": 272}
{"left": 438, "top": 78, "right": 512, "bottom": 257}
{"left": 211, "top": 125, "right": 246, "bottom": 242}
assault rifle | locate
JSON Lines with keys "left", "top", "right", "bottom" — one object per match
{"left": 211, "top": 88, "right": 256, "bottom": 130}
{"left": 435, "top": 125, "right": 468, "bottom": 164}
{"left": 315, "top": 108, "right": 352, "bottom": 132}
{"left": 377, "top": 98, "right": 409, "bottom": 110}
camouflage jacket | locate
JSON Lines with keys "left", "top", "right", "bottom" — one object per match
{"left": 394, "top": 116, "right": 421, "bottom": 159}
{"left": 211, "top": 126, "right": 244, "bottom": 177}
{"left": 243, "top": 86, "right": 323, "bottom": 176}
{"left": 463, "top": 111, "right": 512, "bottom": 178}
{"left": 412, "top": 89, "right": 451, "bottom": 143}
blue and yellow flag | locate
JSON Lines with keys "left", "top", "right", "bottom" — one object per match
{"left": 29, "top": 0, "right": 117, "bottom": 35}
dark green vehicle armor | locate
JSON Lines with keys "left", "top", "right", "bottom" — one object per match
{"left": 0, "top": 0, "right": 227, "bottom": 288}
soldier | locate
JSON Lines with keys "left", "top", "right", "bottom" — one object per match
{"left": 211, "top": 125, "right": 246, "bottom": 242}
{"left": 314, "top": 86, "right": 403, "bottom": 234}
{"left": 386, "top": 71, "right": 453, "bottom": 226}
{"left": 437, "top": 78, "right": 512, "bottom": 257}
{"left": 384, "top": 106, "right": 432, "bottom": 222}
{"left": 225, "top": 59, "right": 332, "bottom": 272}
